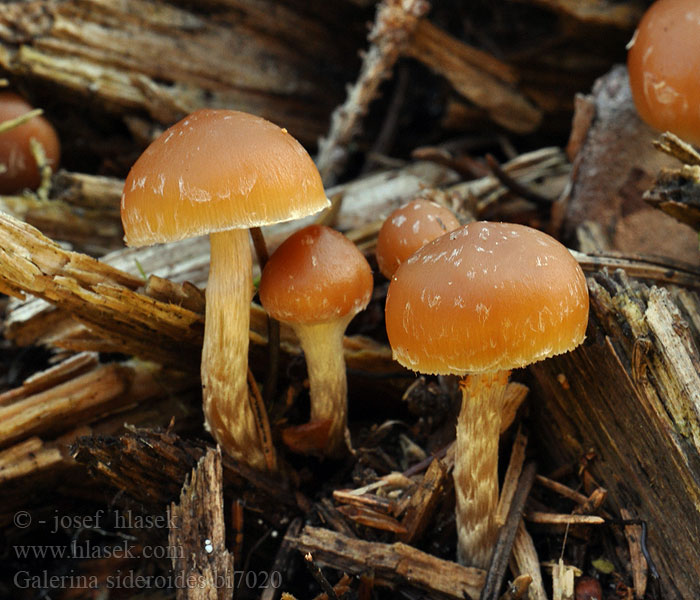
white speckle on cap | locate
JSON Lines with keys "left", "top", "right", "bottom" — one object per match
{"left": 393, "top": 214, "right": 407, "bottom": 227}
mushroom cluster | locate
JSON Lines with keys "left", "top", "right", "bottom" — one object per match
{"left": 121, "top": 109, "right": 329, "bottom": 471}
{"left": 385, "top": 221, "right": 589, "bottom": 567}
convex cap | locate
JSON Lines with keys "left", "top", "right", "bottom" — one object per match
{"left": 0, "top": 92, "right": 60, "bottom": 194}
{"left": 259, "top": 224, "right": 373, "bottom": 324}
{"left": 121, "top": 109, "right": 329, "bottom": 246}
{"left": 376, "top": 199, "right": 460, "bottom": 279}
{"left": 627, "top": 0, "right": 700, "bottom": 145}
{"left": 385, "top": 221, "right": 589, "bottom": 375}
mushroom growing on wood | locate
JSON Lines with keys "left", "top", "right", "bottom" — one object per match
{"left": 259, "top": 224, "right": 373, "bottom": 457}
{"left": 384, "top": 221, "right": 588, "bottom": 568}
{"left": 0, "top": 92, "right": 60, "bottom": 194}
{"left": 376, "top": 198, "right": 460, "bottom": 279}
{"left": 627, "top": 0, "right": 700, "bottom": 145}
{"left": 121, "top": 109, "right": 329, "bottom": 470}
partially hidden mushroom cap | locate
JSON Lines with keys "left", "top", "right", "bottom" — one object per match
{"left": 376, "top": 199, "right": 460, "bottom": 279}
{"left": 0, "top": 92, "right": 61, "bottom": 194}
{"left": 385, "top": 221, "right": 589, "bottom": 375}
{"left": 627, "top": 0, "right": 700, "bottom": 145}
{"left": 121, "top": 109, "right": 329, "bottom": 246}
{"left": 259, "top": 224, "right": 373, "bottom": 324}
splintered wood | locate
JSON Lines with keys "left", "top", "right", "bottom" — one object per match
{"left": 0, "top": 0, "right": 357, "bottom": 145}
{"left": 169, "top": 448, "right": 234, "bottom": 600}
{"left": 288, "top": 525, "right": 485, "bottom": 600}
{"left": 0, "top": 211, "right": 398, "bottom": 376}
{"left": 530, "top": 270, "right": 700, "bottom": 600}
{"left": 644, "top": 133, "right": 700, "bottom": 231}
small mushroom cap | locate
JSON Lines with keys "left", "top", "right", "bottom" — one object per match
{"left": 121, "top": 109, "right": 329, "bottom": 246}
{"left": 259, "top": 224, "right": 373, "bottom": 324}
{"left": 385, "top": 222, "right": 589, "bottom": 375}
{"left": 376, "top": 199, "right": 460, "bottom": 278}
{"left": 627, "top": 0, "right": 700, "bottom": 145}
{"left": 0, "top": 92, "right": 60, "bottom": 194}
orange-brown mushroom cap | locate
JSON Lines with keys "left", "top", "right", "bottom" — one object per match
{"left": 121, "top": 109, "right": 329, "bottom": 246}
{"left": 385, "top": 222, "right": 589, "bottom": 375}
{"left": 0, "top": 92, "right": 60, "bottom": 194}
{"left": 259, "top": 224, "right": 373, "bottom": 324}
{"left": 627, "top": 0, "right": 700, "bottom": 146}
{"left": 376, "top": 199, "right": 460, "bottom": 278}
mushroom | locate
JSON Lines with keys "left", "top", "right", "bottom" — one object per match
{"left": 627, "top": 0, "right": 700, "bottom": 145}
{"left": 258, "top": 224, "right": 373, "bottom": 457}
{"left": 384, "top": 221, "right": 589, "bottom": 567}
{"left": 121, "top": 109, "right": 329, "bottom": 470}
{"left": 0, "top": 92, "right": 60, "bottom": 194}
{"left": 376, "top": 198, "right": 460, "bottom": 279}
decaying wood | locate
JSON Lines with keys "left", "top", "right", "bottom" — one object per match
{"left": 398, "top": 457, "right": 447, "bottom": 544}
{"left": 529, "top": 270, "right": 700, "bottom": 600}
{"left": 288, "top": 525, "right": 485, "bottom": 600}
{"left": 619, "top": 507, "right": 647, "bottom": 599}
{"left": 643, "top": 135, "right": 700, "bottom": 232}
{"left": 559, "top": 66, "right": 699, "bottom": 264}
{"left": 316, "top": 0, "right": 430, "bottom": 185}
{"left": 510, "top": 522, "right": 548, "bottom": 600}
{"left": 71, "top": 427, "right": 303, "bottom": 522}
{"left": 495, "top": 428, "right": 528, "bottom": 528}
{"left": 0, "top": 171, "right": 124, "bottom": 255}
{"left": 0, "top": 356, "right": 185, "bottom": 447}
{"left": 406, "top": 21, "right": 542, "bottom": 134}
{"left": 498, "top": 574, "right": 533, "bottom": 600}
{"left": 550, "top": 560, "right": 579, "bottom": 600}
{"left": 169, "top": 448, "right": 234, "bottom": 600}
{"left": 448, "top": 147, "right": 571, "bottom": 218}
{"left": 481, "top": 461, "right": 537, "bottom": 600}
{"left": 0, "top": 0, "right": 360, "bottom": 146}
{"left": 0, "top": 211, "right": 399, "bottom": 377}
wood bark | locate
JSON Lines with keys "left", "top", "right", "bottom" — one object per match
{"left": 529, "top": 270, "right": 700, "bottom": 600}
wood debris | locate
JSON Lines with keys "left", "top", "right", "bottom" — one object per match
{"left": 169, "top": 448, "right": 234, "bottom": 600}
{"left": 530, "top": 270, "right": 700, "bottom": 599}
{"left": 287, "top": 525, "right": 485, "bottom": 600}
{"left": 316, "top": 0, "right": 430, "bottom": 185}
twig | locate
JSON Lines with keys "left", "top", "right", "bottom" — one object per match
{"left": 619, "top": 508, "right": 648, "bottom": 599}
{"left": 261, "top": 518, "right": 303, "bottom": 600}
{"left": 316, "top": 0, "right": 430, "bottom": 186}
{"left": 485, "top": 154, "right": 553, "bottom": 206}
{"left": 361, "top": 63, "right": 410, "bottom": 174}
{"left": 652, "top": 132, "right": 700, "bottom": 167}
{"left": 534, "top": 474, "right": 588, "bottom": 505}
{"left": 525, "top": 512, "right": 605, "bottom": 525}
{"left": 304, "top": 552, "right": 339, "bottom": 600}
{"left": 250, "top": 226, "right": 281, "bottom": 408}
{"left": 498, "top": 575, "right": 533, "bottom": 600}
{"left": 0, "top": 107, "right": 43, "bottom": 135}
{"left": 246, "top": 368, "right": 277, "bottom": 472}
{"left": 289, "top": 525, "right": 485, "bottom": 599}
{"left": 480, "top": 461, "right": 537, "bottom": 600}
{"left": 495, "top": 427, "right": 528, "bottom": 527}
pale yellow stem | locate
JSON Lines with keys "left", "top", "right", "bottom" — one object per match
{"left": 454, "top": 369, "right": 509, "bottom": 568}
{"left": 201, "top": 229, "right": 272, "bottom": 471}
{"left": 293, "top": 316, "right": 353, "bottom": 457}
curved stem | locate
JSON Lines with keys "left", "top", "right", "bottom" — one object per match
{"left": 293, "top": 317, "right": 352, "bottom": 457}
{"left": 202, "top": 229, "right": 274, "bottom": 471}
{"left": 453, "top": 369, "right": 509, "bottom": 568}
